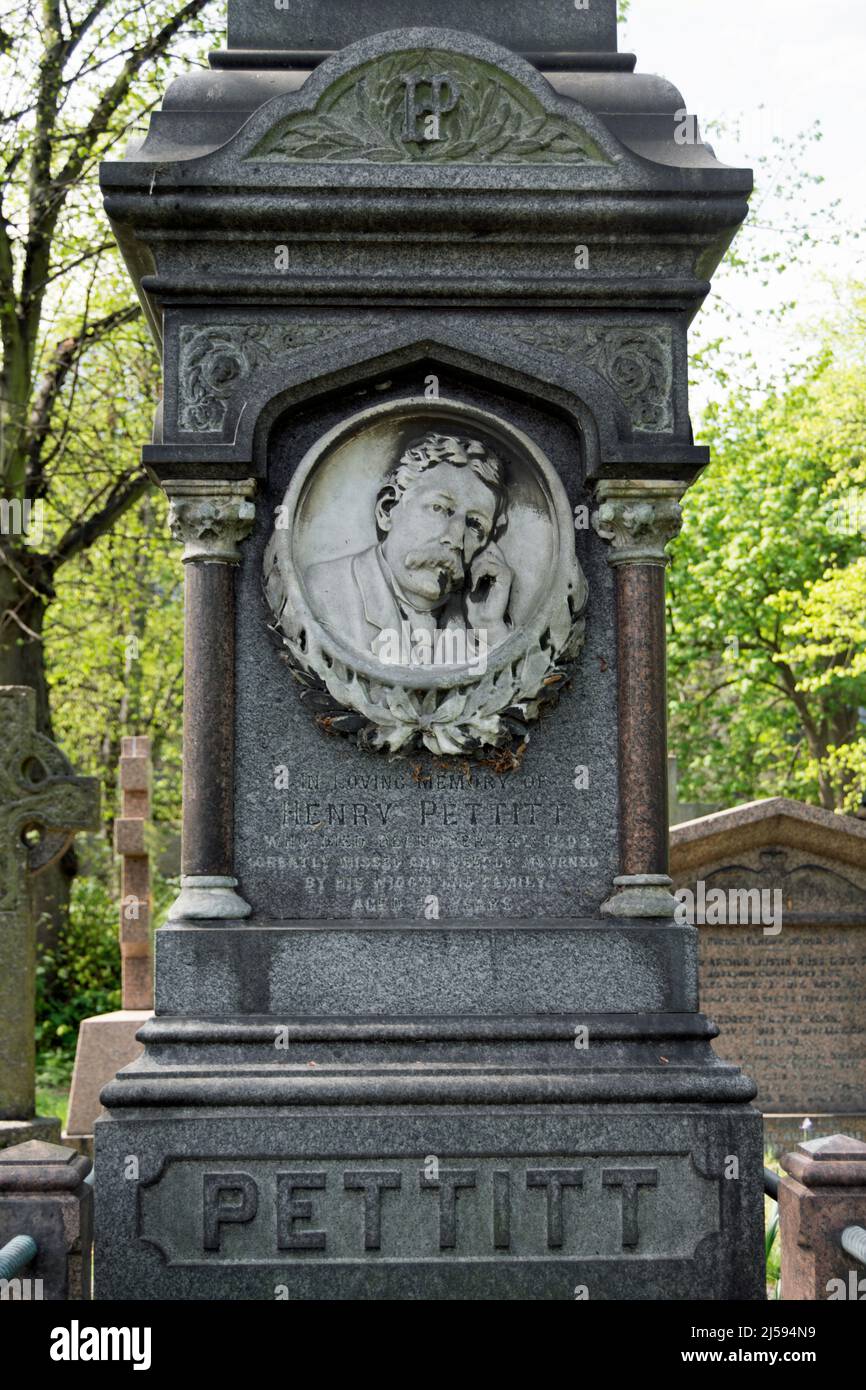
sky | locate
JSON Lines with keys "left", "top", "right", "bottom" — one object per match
{"left": 621, "top": 0, "right": 866, "bottom": 410}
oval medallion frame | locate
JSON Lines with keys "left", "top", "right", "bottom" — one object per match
{"left": 264, "top": 397, "right": 588, "bottom": 754}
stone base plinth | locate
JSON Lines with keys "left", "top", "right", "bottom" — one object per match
{"left": 95, "top": 1098, "right": 764, "bottom": 1300}
{"left": 94, "top": 993, "right": 766, "bottom": 1300}
{"left": 0, "top": 1116, "right": 61, "bottom": 1151}
{"left": 94, "top": 919, "right": 765, "bottom": 1299}
{"left": 0, "top": 1139, "right": 93, "bottom": 1299}
{"left": 65, "top": 1010, "right": 151, "bottom": 1151}
{"left": 155, "top": 917, "right": 699, "bottom": 1016}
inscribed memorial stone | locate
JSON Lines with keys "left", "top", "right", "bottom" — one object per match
{"left": 94, "top": 1, "right": 765, "bottom": 1300}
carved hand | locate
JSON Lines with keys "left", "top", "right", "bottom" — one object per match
{"left": 465, "top": 542, "right": 513, "bottom": 643}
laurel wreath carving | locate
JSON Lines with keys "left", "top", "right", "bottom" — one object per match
{"left": 249, "top": 52, "right": 610, "bottom": 167}
{"left": 263, "top": 545, "right": 588, "bottom": 757}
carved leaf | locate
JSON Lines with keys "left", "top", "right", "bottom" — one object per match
{"left": 248, "top": 50, "right": 610, "bottom": 168}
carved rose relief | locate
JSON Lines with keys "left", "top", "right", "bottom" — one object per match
{"left": 511, "top": 324, "right": 674, "bottom": 432}
{"left": 263, "top": 401, "right": 588, "bottom": 755}
{"left": 178, "top": 322, "right": 377, "bottom": 433}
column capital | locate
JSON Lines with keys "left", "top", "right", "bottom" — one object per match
{"left": 592, "top": 480, "right": 686, "bottom": 568}
{"left": 164, "top": 479, "right": 256, "bottom": 564}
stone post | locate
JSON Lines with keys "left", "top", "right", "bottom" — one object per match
{"left": 779, "top": 1134, "right": 866, "bottom": 1301}
{"left": 593, "top": 482, "right": 685, "bottom": 918}
{"left": 0, "top": 688, "right": 100, "bottom": 1148}
{"left": 0, "top": 1140, "right": 93, "bottom": 1300}
{"left": 114, "top": 736, "right": 153, "bottom": 1010}
{"left": 164, "top": 480, "right": 256, "bottom": 921}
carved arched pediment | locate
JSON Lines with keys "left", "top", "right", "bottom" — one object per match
{"left": 245, "top": 42, "right": 616, "bottom": 168}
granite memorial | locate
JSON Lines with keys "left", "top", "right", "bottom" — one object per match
{"left": 671, "top": 798, "right": 866, "bottom": 1158}
{"left": 94, "top": 1, "right": 765, "bottom": 1299}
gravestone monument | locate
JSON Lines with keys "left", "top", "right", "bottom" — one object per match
{"left": 671, "top": 798, "right": 866, "bottom": 1158}
{"left": 0, "top": 687, "right": 100, "bottom": 1149}
{"left": 95, "top": 1, "right": 765, "bottom": 1298}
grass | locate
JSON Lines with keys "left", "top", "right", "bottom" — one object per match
{"left": 35, "top": 1056, "right": 74, "bottom": 1132}
{"left": 35, "top": 1084, "right": 70, "bottom": 1130}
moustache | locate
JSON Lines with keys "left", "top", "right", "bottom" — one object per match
{"left": 403, "top": 547, "right": 464, "bottom": 583}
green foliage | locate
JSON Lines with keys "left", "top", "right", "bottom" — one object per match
{"left": 46, "top": 477, "right": 185, "bottom": 826}
{"left": 669, "top": 298, "right": 866, "bottom": 812}
{"left": 35, "top": 865, "right": 121, "bottom": 1073}
{"left": 35, "top": 834, "right": 180, "bottom": 1076}
{"left": 35, "top": 1082, "right": 70, "bottom": 1127}
{"left": 764, "top": 1156, "right": 782, "bottom": 1299}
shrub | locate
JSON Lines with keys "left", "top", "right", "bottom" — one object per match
{"left": 35, "top": 872, "right": 121, "bottom": 1082}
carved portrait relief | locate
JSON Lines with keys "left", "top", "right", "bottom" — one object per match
{"left": 264, "top": 400, "right": 587, "bottom": 755}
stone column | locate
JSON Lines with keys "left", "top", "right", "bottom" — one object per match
{"left": 593, "top": 481, "right": 685, "bottom": 918}
{"left": 164, "top": 480, "right": 256, "bottom": 921}
{"left": 779, "top": 1134, "right": 866, "bottom": 1301}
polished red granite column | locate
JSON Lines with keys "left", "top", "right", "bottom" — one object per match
{"left": 593, "top": 480, "right": 685, "bottom": 918}
{"left": 164, "top": 479, "right": 256, "bottom": 921}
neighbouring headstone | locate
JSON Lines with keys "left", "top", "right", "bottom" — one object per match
{"left": 116, "top": 736, "right": 154, "bottom": 1012}
{"left": 0, "top": 1139, "right": 93, "bottom": 1300}
{"left": 66, "top": 738, "right": 154, "bottom": 1152}
{"left": 779, "top": 1134, "right": 866, "bottom": 1302}
{"left": 95, "top": 1, "right": 765, "bottom": 1299}
{"left": 0, "top": 688, "right": 100, "bottom": 1150}
{"left": 671, "top": 798, "right": 866, "bottom": 1157}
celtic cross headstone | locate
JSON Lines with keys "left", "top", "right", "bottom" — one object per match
{"left": 0, "top": 687, "right": 100, "bottom": 1147}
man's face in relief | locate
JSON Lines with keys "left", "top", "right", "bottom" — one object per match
{"left": 380, "top": 462, "right": 499, "bottom": 611}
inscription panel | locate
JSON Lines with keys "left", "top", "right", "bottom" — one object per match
{"left": 140, "top": 1154, "right": 718, "bottom": 1266}
{"left": 699, "top": 924, "right": 866, "bottom": 1113}
{"left": 235, "top": 382, "right": 617, "bottom": 919}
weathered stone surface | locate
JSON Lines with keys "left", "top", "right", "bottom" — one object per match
{"left": 236, "top": 383, "right": 618, "bottom": 918}
{"left": 672, "top": 796, "right": 866, "bottom": 874}
{"left": 671, "top": 800, "right": 866, "bottom": 1118}
{"left": 779, "top": 1135, "right": 866, "bottom": 1301}
{"left": 224, "top": 1, "right": 620, "bottom": 62}
{"left": 764, "top": 1115, "right": 866, "bottom": 1161}
{"left": 0, "top": 1116, "right": 61, "bottom": 1151}
{"left": 65, "top": 1011, "right": 150, "bottom": 1149}
{"left": 154, "top": 920, "right": 699, "bottom": 1018}
{"left": 0, "top": 1140, "right": 93, "bottom": 1300}
{"left": 263, "top": 399, "right": 588, "bottom": 757}
{"left": 95, "top": 6, "right": 762, "bottom": 1302}
{"left": 96, "top": 1105, "right": 764, "bottom": 1300}
{"left": 0, "top": 687, "right": 99, "bottom": 1123}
